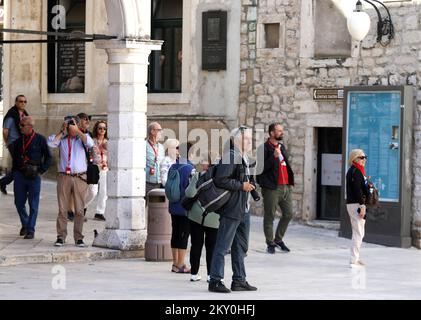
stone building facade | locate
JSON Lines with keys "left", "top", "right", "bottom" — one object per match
{"left": 1, "top": 0, "right": 421, "bottom": 247}
{"left": 240, "top": 0, "right": 421, "bottom": 247}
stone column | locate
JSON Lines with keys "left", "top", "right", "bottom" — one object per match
{"left": 93, "top": 39, "right": 161, "bottom": 250}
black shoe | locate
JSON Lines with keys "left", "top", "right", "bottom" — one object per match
{"left": 67, "top": 211, "right": 74, "bottom": 221}
{"left": 267, "top": 244, "right": 276, "bottom": 254}
{"left": 231, "top": 281, "right": 258, "bottom": 291}
{"left": 76, "top": 239, "right": 86, "bottom": 247}
{"left": 24, "top": 233, "right": 34, "bottom": 239}
{"left": 84, "top": 208, "right": 87, "bottom": 216}
{"left": 94, "top": 214, "right": 106, "bottom": 221}
{"left": 19, "top": 227, "right": 27, "bottom": 236}
{"left": 0, "top": 184, "right": 7, "bottom": 195}
{"left": 208, "top": 280, "right": 231, "bottom": 293}
{"left": 274, "top": 240, "right": 290, "bottom": 252}
{"left": 54, "top": 238, "right": 64, "bottom": 247}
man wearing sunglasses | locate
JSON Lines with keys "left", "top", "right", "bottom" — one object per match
{"left": 1, "top": 95, "right": 30, "bottom": 195}
{"left": 145, "top": 122, "right": 165, "bottom": 196}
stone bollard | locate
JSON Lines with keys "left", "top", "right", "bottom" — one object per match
{"left": 145, "top": 189, "right": 172, "bottom": 261}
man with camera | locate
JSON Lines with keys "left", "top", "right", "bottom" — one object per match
{"left": 208, "top": 126, "right": 258, "bottom": 293}
{"left": 67, "top": 112, "right": 94, "bottom": 222}
{"left": 1, "top": 95, "right": 29, "bottom": 195}
{"left": 9, "top": 116, "right": 52, "bottom": 239}
{"left": 256, "top": 123, "right": 294, "bottom": 254}
{"left": 48, "top": 116, "right": 94, "bottom": 247}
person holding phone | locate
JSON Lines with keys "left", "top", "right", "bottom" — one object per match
{"left": 346, "top": 149, "right": 369, "bottom": 268}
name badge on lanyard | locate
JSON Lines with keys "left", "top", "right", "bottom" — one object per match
{"left": 148, "top": 140, "right": 158, "bottom": 175}
{"left": 66, "top": 136, "right": 72, "bottom": 174}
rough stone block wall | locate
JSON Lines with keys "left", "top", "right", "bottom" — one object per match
{"left": 241, "top": 0, "right": 421, "bottom": 248}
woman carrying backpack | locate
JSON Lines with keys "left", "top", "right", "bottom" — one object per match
{"left": 166, "top": 142, "right": 195, "bottom": 274}
{"left": 346, "top": 149, "right": 369, "bottom": 268}
{"left": 185, "top": 154, "right": 220, "bottom": 282}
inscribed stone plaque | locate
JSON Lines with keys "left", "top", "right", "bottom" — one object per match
{"left": 202, "top": 11, "right": 227, "bottom": 71}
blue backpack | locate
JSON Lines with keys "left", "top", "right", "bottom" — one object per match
{"left": 165, "top": 164, "right": 188, "bottom": 203}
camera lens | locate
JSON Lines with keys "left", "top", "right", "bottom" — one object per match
{"left": 250, "top": 189, "right": 260, "bottom": 202}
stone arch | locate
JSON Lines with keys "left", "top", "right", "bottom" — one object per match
{"left": 103, "top": 0, "right": 151, "bottom": 40}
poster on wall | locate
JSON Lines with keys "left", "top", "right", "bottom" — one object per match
{"left": 321, "top": 153, "right": 342, "bottom": 186}
{"left": 346, "top": 91, "right": 401, "bottom": 202}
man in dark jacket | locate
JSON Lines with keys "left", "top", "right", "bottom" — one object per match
{"left": 10, "top": 116, "right": 52, "bottom": 239}
{"left": 208, "top": 126, "right": 257, "bottom": 293}
{"left": 1, "top": 95, "right": 29, "bottom": 194}
{"left": 256, "top": 123, "right": 294, "bottom": 254}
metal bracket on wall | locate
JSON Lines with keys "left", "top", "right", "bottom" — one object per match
{"left": 0, "top": 28, "right": 117, "bottom": 44}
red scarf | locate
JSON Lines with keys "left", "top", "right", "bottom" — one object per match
{"left": 353, "top": 163, "right": 366, "bottom": 177}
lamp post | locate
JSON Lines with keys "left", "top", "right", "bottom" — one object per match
{"left": 347, "top": 0, "right": 394, "bottom": 46}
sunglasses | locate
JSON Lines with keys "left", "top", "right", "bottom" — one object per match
{"left": 358, "top": 156, "right": 368, "bottom": 160}
{"left": 98, "top": 127, "right": 107, "bottom": 130}
{"left": 18, "top": 100, "right": 27, "bottom": 103}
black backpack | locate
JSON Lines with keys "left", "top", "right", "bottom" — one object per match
{"left": 195, "top": 165, "right": 231, "bottom": 215}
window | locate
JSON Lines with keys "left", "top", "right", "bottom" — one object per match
{"left": 149, "top": 0, "right": 183, "bottom": 93}
{"left": 47, "top": 0, "right": 86, "bottom": 93}
{"left": 264, "top": 23, "right": 280, "bottom": 48}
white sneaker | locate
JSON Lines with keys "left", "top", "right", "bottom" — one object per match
{"left": 190, "top": 274, "right": 202, "bottom": 282}
{"left": 207, "top": 275, "right": 211, "bottom": 283}
{"left": 350, "top": 261, "right": 364, "bottom": 268}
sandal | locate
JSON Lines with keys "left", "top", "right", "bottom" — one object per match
{"left": 171, "top": 264, "right": 179, "bottom": 273}
{"left": 175, "top": 264, "right": 191, "bottom": 274}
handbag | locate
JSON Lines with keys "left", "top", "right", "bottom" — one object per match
{"left": 21, "top": 163, "right": 39, "bottom": 180}
{"left": 86, "top": 163, "right": 100, "bottom": 185}
{"left": 82, "top": 139, "right": 100, "bottom": 185}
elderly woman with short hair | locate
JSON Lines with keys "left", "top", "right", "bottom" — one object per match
{"left": 346, "top": 149, "right": 369, "bottom": 268}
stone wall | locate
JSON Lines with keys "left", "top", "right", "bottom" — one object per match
{"left": 241, "top": 0, "right": 421, "bottom": 247}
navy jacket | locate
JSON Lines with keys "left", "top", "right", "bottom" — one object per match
{"left": 168, "top": 158, "right": 195, "bottom": 216}
{"left": 256, "top": 141, "right": 294, "bottom": 190}
{"left": 346, "top": 166, "right": 369, "bottom": 205}
{"left": 10, "top": 132, "right": 52, "bottom": 175}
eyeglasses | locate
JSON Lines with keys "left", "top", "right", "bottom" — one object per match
{"left": 153, "top": 128, "right": 163, "bottom": 131}
{"left": 358, "top": 156, "right": 368, "bottom": 160}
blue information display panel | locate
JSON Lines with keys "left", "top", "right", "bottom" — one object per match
{"left": 346, "top": 91, "right": 401, "bottom": 202}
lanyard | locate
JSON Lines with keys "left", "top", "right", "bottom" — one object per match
{"left": 22, "top": 131, "right": 36, "bottom": 162}
{"left": 67, "top": 136, "right": 72, "bottom": 169}
{"left": 148, "top": 140, "right": 158, "bottom": 163}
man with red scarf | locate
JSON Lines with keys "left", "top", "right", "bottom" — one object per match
{"left": 256, "top": 123, "right": 295, "bottom": 254}
{"left": 9, "top": 116, "right": 52, "bottom": 239}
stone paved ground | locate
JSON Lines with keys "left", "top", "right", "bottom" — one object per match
{"left": 1, "top": 180, "right": 421, "bottom": 299}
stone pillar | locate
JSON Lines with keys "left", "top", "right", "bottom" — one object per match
{"left": 93, "top": 39, "right": 161, "bottom": 250}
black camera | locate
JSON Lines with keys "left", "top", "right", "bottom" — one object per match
{"left": 64, "top": 116, "right": 76, "bottom": 126}
{"left": 250, "top": 189, "right": 260, "bottom": 202}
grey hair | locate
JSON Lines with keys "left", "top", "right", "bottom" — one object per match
{"left": 148, "top": 122, "right": 160, "bottom": 135}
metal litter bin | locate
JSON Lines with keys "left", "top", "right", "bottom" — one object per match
{"left": 145, "top": 189, "right": 172, "bottom": 261}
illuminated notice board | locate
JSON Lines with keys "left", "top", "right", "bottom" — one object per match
{"left": 346, "top": 91, "right": 401, "bottom": 202}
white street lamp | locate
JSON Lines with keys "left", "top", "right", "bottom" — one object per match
{"left": 347, "top": 0, "right": 394, "bottom": 45}
{"left": 347, "top": 0, "right": 371, "bottom": 41}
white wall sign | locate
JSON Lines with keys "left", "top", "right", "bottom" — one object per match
{"left": 321, "top": 153, "right": 342, "bottom": 186}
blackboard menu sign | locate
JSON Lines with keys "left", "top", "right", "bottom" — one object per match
{"left": 202, "top": 11, "right": 227, "bottom": 71}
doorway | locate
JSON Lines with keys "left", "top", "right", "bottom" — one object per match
{"left": 317, "top": 127, "right": 342, "bottom": 220}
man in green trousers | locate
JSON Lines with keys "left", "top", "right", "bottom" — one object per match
{"left": 256, "top": 123, "right": 294, "bottom": 254}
